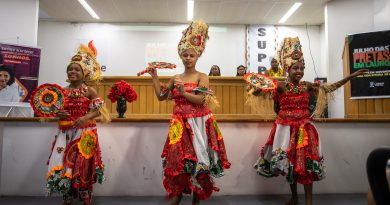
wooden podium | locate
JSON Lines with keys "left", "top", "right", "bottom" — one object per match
{"left": 91, "top": 76, "right": 276, "bottom": 120}
{"left": 342, "top": 37, "right": 390, "bottom": 119}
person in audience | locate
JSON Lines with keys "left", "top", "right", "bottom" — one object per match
{"left": 45, "top": 41, "right": 110, "bottom": 205}
{"left": 148, "top": 20, "right": 230, "bottom": 205}
{"left": 265, "top": 57, "right": 285, "bottom": 77}
{"left": 236, "top": 65, "right": 247, "bottom": 76}
{"left": 250, "top": 37, "right": 367, "bottom": 205}
{"left": 208, "top": 65, "right": 221, "bottom": 76}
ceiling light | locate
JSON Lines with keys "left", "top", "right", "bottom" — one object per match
{"left": 78, "top": 0, "right": 100, "bottom": 19}
{"left": 279, "top": 2, "right": 302, "bottom": 23}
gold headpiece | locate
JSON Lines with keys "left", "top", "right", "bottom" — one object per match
{"left": 177, "top": 20, "right": 209, "bottom": 56}
{"left": 276, "top": 37, "right": 305, "bottom": 71}
{"left": 69, "top": 40, "right": 100, "bottom": 82}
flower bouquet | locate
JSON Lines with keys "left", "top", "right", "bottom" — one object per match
{"left": 107, "top": 80, "right": 137, "bottom": 118}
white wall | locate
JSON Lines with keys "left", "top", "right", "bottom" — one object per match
{"left": 37, "top": 22, "right": 246, "bottom": 86}
{"left": 373, "top": 0, "right": 390, "bottom": 30}
{"left": 37, "top": 22, "right": 322, "bottom": 87}
{"left": 0, "top": 0, "right": 39, "bottom": 46}
{"left": 325, "top": 0, "right": 373, "bottom": 118}
{"left": 325, "top": 0, "right": 390, "bottom": 118}
{"left": 0, "top": 0, "right": 39, "bottom": 195}
{"left": 320, "top": 23, "right": 327, "bottom": 80}
{"left": 1, "top": 121, "right": 388, "bottom": 196}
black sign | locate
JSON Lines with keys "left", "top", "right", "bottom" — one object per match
{"left": 348, "top": 30, "right": 390, "bottom": 99}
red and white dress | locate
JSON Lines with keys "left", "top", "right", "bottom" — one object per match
{"left": 162, "top": 83, "right": 231, "bottom": 200}
{"left": 46, "top": 88, "right": 104, "bottom": 200}
{"left": 254, "top": 82, "right": 325, "bottom": 184}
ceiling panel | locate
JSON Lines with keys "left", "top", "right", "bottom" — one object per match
{"left": 245, "top": 1, "right": 277, "bottom": 23}
{"left": 265, "top": 1, "right": 293, "bottom": 24}
{"left": 167, "top": 0, "right": 187, "bottom": 22}
{"left": 39, "top": 0, "right": 329, "bottom": 25}
{"left": 216, "top": 0, "right": 250, "bottom": 23}
{"left": 111, "top": 0, "right": 144, "bottom": 21}
{"left": 196, "top": 0, "right": 221, "bottom": 22}
{"left": 286, "top": 2, "right": 325, "bottom": 25}
{"left": 40, "top": 0, "right": 92, "bottom": 21}
{"left": 88, "top": 0, "right": 123, "bottom": 21}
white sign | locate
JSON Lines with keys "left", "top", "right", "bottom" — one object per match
{"left": 247, "top": 25, "right": 276, "bottom": 73}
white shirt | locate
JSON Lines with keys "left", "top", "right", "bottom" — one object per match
{"left": 0, "top": 84, "right": 21, "bottom": 102}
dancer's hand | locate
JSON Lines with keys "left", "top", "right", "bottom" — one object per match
{"left": 174, "top": 76, "right": 185, "bottom": 94}
{"left": 74, "top": 116, "right": 88, "bottom": 127}
{"left": 351, "top": 69, "right": 369, "bottom": 78}
{"left": 147, "top": 67, "right": 158, "bottom": 77}
{"left": 253, "top": 86, "right": 264, "bottom": 96}
{"left": 57, "top": 110, "right": 70, "bottom": 120}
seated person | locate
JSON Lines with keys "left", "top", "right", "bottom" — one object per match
{"left": 367, "top": 148, "right": 390, "bottom": 205}
{"left": 265, "top": 57, "right": 285, "bottom": 77}
{"left": 209, "top": 65, "right": 221, "bottom": 76}
{"left": 236, "top": 65, "right": 247, "bottom": 76}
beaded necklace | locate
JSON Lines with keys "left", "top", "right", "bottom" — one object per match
{"left": 286, "top": 81, "right": 306, "bottom": 94}
{"left": 67, "top": 84, "right": 88, "bottom": 98}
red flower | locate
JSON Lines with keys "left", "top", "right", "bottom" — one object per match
{"left": 107, "top": 80, "right": 138, "bottom": 103}
{"left": 189, "top": 34, "right": 202, "bottom": 46}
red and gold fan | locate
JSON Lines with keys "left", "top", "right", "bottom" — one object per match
{"left": 30, "top": 84, "right": 66, "bottom": 117}
{"left": 244, "top": 73, "right": 277, "bottom": 92}
{"left": 137, "top": 61, "right": 176, "bottom": 76}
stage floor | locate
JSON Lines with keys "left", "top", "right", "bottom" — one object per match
{"left": 0, "top": 194, "right": 366, "bottom": 205}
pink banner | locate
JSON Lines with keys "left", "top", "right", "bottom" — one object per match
{"left": 0, "top": 43, "right": 41, "bottom": 103}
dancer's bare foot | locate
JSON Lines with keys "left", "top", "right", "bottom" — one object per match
{"left": 285, "top": 196, "right": 298, "bottom": 205}
{"left": 79, "top": 190, "right": 92, "bottom": 205}
{"left": 62, "top": 195, "right": 72, "bottom": 205}
{"left": 170, "top": 194, "right": 183, "bottom": 205}
{"left": 192, "top": 193, "right": 200, "bottom": 205}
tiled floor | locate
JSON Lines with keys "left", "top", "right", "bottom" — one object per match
{"left": 0, "top": 194, "right": 366, "bottom": 205}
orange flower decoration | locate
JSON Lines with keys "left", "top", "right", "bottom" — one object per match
{"left": 30, "top": 83, "right": 65, "bottom": 117}
{"left": 39, "top": 89, "right": 58, "bottom": 107}
{"left": 296, "top": 125, "right": 309, "bottom": 149}
{"left": 46, "top": 165, "right": 64, "bottom": 180}
{"left": 62, "top": 171, "right": 72, "bottom": 179}
{"left": 210, "top": 115, "right": 223, "bottom": 140}
{"left": 77, "top": 130, "right": 97, "bottom": 159}
{"left": 169, "top": 118, "right": 183, "bottom": 145}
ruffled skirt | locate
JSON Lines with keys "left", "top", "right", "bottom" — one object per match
{"left": 162, "top": 114, "right": 231, "bottom": 200}
{"left": 46, "top": 126, "right": 104, "bottom": 196}
{"left": 254, "top": 122, "right": 325, "bottom": 184}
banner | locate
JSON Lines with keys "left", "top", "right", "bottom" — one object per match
{"left": 0, "top": 43, "right": 41, "bottom": 103}
{"left": 247, "top": 25, "right": 276, "bottom": 73}
{"left": 348, "top": 30, "right": 390, "bottom": 99}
